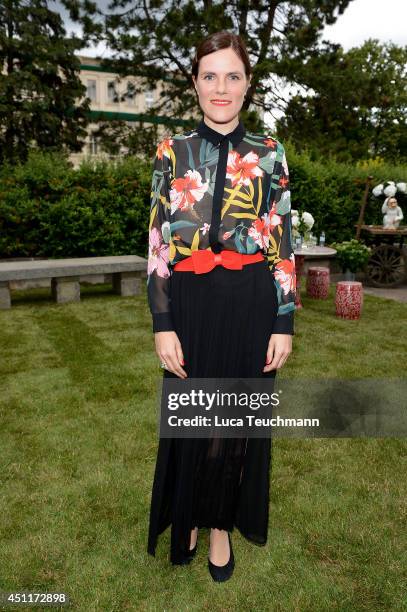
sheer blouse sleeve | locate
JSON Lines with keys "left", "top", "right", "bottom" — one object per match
{"left": 146, "top": 141, "right": 175, "bottom": 333}
{"left": 266, "top": 143, "right": 297, "bottom": 335}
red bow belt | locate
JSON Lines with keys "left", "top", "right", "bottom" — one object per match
{"left": 173, "top": 249, "right": 264, "bottom": 274}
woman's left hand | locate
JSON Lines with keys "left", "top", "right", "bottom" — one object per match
{"left": 263, "top": 334, "right": 293, "bottom": 372}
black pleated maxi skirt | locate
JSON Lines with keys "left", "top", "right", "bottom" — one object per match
{"left": 147, "top": 256, "right": 279, "bottom": 565}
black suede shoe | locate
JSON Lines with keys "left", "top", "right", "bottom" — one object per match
{"left": 208, "top": 532, "right": 234, "bottom": 582}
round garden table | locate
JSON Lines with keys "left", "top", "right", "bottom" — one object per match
{"left": 294, "top": 245, "right": 337, "bottom": 309}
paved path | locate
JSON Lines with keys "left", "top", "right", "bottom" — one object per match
{"left": 329, "top": 273, "right": 407, "bottom": 304}
{"left": 361, "top": 285, "right": 407, "bottom": 304}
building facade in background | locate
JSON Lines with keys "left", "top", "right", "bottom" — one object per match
{"left": 71, "top": 55, "right": 264, "bottom": 166}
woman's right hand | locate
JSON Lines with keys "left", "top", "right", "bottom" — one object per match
{"left": 154, "top": 331, "right": 187, "bottom": 379}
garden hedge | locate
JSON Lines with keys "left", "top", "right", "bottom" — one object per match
{"left": 0, "top": 145, "right": 406, "bottom": 259}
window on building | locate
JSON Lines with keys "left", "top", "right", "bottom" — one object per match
{"left": 86, "top": 79, "right": 97, "bottom": 102}
{"left": 88, "top": 132, "right": 98, "bottom": 155}
{"left": 107, "top": 80, "right": 119, "bottom": 103}
{"left": 145, "top": 90, "right": 154, "bottom": 109}
{"left": 126, "top": 81, "right": 136, "bottom": 106}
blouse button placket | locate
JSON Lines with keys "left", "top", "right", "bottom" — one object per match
{"left": 208, "top": 136, "right": 230, "bottom": 254}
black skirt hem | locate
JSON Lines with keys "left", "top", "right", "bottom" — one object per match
{"left": 147, "top": 520, "right": 267, "bottom": 564}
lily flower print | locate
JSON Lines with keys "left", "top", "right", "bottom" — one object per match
{"left": 248, "top": 215, "right": 271, "bottom": 250}
{"left": 275, "top": 254, "right": 296, "bottom": 297}
{"left": 267, "top": 206, "right": 282, "bottom": 233}
{"left": 156, "top": 138, "right": 174, "bottom": 160}
{"left": 264, "top": 137, "right": 278, "bottom": 149}
{"left": 148, "top": 227, "right": 170, "bottom": 279}
{"left": 248, "top": 208, "right": 282, "bottom": 250}
{"left": 226, "top": 150, "right": 264, "bottom": 187}
{"left": 170, "top": 169, "right": 209, "bottom": 214}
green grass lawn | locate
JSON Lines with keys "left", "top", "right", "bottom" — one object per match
{"left": 0, "top": 283, "right": 406, "bottom": 611}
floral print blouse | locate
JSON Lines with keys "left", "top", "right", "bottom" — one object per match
{"left": 147, "top": 118, "right": 296, "bottom": 335}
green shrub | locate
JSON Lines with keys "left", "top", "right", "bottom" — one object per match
{"left": 0, "top": 146, "right": 406, "bottom": 259}
{"left": 0, "top": 150, "right": 151, "bottom": 258}
{"left": 330, "top": 238, "right": 372, "bottom": 273}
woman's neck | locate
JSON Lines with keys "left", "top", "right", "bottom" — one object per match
{"left": 203, "top": 115, "right": 239, "bottom": 135}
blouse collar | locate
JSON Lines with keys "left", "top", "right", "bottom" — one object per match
{"left": 196, "top": 117, "right": 246, "bottom": 147}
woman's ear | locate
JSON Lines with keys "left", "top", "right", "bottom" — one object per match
{"left": 192, "top": 76, "right": 198, "bottom": 95}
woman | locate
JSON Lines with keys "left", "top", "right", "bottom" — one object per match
{"left": 146, "top": 30, "right": 296, "bottom": 582}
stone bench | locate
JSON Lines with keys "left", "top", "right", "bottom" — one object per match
{"left": 0, "top": 255, "right": 147, "bottom": 309}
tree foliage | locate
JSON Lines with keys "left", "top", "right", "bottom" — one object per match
{"left": 277, "top": 39, "right": 407, "bottom": 163}
{"left": 0, "top": 0, "right": 91, "bottom": 164}
{"left": 60, "top": 0, "right": 353, "bottom": 152}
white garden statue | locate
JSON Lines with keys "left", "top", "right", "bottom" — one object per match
{"left": 381, "top": 196, "right": 404, "bottom": 229}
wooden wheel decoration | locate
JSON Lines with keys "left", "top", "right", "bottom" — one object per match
{"left": 366, "top": 244, "right": 407, "bottom": 287}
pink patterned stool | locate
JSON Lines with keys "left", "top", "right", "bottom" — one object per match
{"left": 335, "top": 281, "right": 364, "bottom": 320}
{"left": 306, "top": 266, "right": 330, "bottom": 299}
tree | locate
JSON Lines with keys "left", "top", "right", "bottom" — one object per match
{"left": 276, "top": 39, "right": 407, "bottom": 163}
{"left": 0, "top": 0, "right": 91, "bottom": 164}
{"left": 60, "top": 0, "right": 353, "bottom": 150}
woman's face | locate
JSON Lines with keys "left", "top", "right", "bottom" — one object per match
{"left": 192, "top": 47, "right": 250, "bottom": 126}
{"left": 389, "top": 199, "right": 397, "bottom": 208}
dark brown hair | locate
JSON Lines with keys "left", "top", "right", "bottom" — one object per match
{"left": 191, "top": 31, "right": 252, "bottom": 80}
